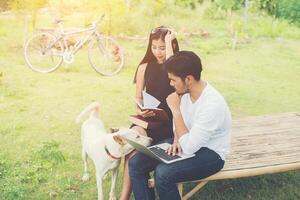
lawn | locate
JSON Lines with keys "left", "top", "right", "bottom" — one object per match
{"left": 0, "top": 11, "right": 300, "bottom": 200}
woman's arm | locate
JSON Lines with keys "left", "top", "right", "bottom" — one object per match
{"left": 135, "top": 63, "right": 147, "bottom": 110}
{"left": 165, "top": 29, "right": 176, "bottom": 60}
{"left": 135, "top": 63, "right": 155, "bottom": 118}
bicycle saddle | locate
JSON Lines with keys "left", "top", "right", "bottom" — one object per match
{"left": 53, "top": 18, "right": 65, "bottom": 24}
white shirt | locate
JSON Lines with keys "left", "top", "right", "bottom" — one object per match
{"left": 177, "top": 83, "right": 232, "bottom": 160}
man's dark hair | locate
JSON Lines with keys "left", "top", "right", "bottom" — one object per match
{"left": 164, "top": 51, "right": 202, "bottom": 81}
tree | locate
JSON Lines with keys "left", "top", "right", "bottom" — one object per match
{"left": 243, "top": 0, "right": 249, "bottom": 32}
{"left": 0, "top": 0, "right": 9, "bottom": 11}
{"left": 8, "top": 0, "right": 48, "bottom": 46}
{"left": 8, "top": 0, "right": 48, "bottom": 30}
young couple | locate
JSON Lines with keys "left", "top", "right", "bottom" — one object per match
{"left": 119, "top": 26, "right": 232, "bottom": 200}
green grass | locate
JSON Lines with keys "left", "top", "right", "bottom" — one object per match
{"left": 0, "top": 9, "right": 300, "bottom": 200}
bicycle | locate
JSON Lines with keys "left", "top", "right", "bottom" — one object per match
{"left": 24, "top": 15, "right": 124, "bottom": 76}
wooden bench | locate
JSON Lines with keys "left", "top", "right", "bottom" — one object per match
{"left": 177, "top": 112, "right": 300, "bottom": 199}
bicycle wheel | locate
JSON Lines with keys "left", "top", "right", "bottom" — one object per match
{"left": 24, "top": 32, "right": 64, "bottom": 73}
{"left": 88, "top": 36, "right": 124, "bottom": 76}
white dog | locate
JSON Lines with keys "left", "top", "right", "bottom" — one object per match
{"left": 76, "top": 102, "right": 152, "bottom": 200}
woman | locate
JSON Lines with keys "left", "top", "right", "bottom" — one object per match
{"left": 119, "top": 26, "right": 180, "bottom": 200}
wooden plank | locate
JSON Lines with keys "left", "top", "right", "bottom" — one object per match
{"left": 179, "top": 113, "right": 300, "bottom": 199}
{"left": 199, "top": 162, "right": 300, "bottom": 182}
{"left": 182, "top": 181, "right": 208, "bottom": 200}
{"left": 180, "top": 162, "right": 300, "bottom": 184}
{"left": 177, "top": 183, "right": 183, "bottom": 198}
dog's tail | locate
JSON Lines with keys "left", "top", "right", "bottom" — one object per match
{"left": 75, "top": 102, "right": 100, "bottom": 124}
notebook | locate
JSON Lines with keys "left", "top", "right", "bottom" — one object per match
{"left": 133, "top": 91, "right": 169, "bottom": 121}
{"left": 129, "top": 115, "right": 164, "bottom": 129}
{"left": 123, "top": 137, "right": 195, "bottom": 164}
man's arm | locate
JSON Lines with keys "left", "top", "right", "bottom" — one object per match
{"left": 167, "top": 93, "right": 222, "bottom": 155}
{"left": 168, "top": 129, "right": 182, "bottom": 155}
{"left": 166, "top": 92, "right": 188, "bottom": 138}
{"left": 178, "top": 105, "right": 221, "bottom": 154}
{"left": 172, "top": 110, "right": 188, "bottom": 138}
{"left": 166, "top": 92, "right": 187, "bottom": 155}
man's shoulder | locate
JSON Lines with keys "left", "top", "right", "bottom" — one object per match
{"left": 205, "top": 83, "right": 220, "bottom": 95}
{"left": 197, "top": 83, "right": 230, "bottom": 114}
{"left": 204, "top": 83, "right": 226, "bottom": 103}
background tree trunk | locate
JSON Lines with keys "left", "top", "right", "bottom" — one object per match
{"left": 23, "top": 13, "right": 29, "bottom": 48}
{"left": 243, "top": 0, "right": 249, "bottom": 33}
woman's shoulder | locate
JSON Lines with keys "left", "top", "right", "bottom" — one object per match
{"left": 138, "top": 63, "right": 148, "bottom": 71}
{"left": 136, "top": 63, "right": 148, "bottom": 76}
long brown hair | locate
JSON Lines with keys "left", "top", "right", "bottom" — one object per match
{"left": 133, "top": 26, "right": 180, "bottom": 83}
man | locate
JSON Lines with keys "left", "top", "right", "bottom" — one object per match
{"left": 128, "top": 51, "right": 231, "bottom": 200}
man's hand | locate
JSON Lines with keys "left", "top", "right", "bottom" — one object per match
{"left": 166, "top": 141, "right": 182, "bottom": 156}
{"left": 166, "top": 92, "right": 181, "bottom": 115}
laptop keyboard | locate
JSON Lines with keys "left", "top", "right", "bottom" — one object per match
{"left": 149, "top": 146, "right": 181, "bottom": 161}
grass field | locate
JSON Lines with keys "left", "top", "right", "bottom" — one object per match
{"left": 0, "top": 9, "right": 300, "bottom": 200}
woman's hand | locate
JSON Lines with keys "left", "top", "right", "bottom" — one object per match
{"left": 165, "top": 28, "right": 176, "bottom": 60}
{"left": 137, "top": 108, "right": 156, "bottom": 118}
{"left": 165, "top": 28, "right": 176, "bottom": 43}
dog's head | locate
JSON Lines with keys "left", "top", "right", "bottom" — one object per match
{"left": 112, "top": 128, "right": 152, "bottom": 155}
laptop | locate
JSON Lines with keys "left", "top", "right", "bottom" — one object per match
{"left": 123, "top": 137, "right": 195, "bottom": 164}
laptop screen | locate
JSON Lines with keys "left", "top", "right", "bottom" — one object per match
{"left": 123, "top": 138, "right": 160, "bottom": 160}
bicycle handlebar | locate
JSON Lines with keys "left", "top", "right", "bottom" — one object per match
{"left": 53, "top": 18, "right": 65, "bottom": 24}
{"left": 92, "top": 14, "right": 105, "bottom": 27}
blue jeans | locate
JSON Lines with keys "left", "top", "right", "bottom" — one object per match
{"left": 128, "top": 138, "right": 225, "bottom": 200}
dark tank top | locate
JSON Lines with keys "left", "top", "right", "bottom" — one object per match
{"left": 144, "top": 61, "right": 174, "bottom": 120}
{"left": 143, "top": 61, "right": 174, "bottom": 143}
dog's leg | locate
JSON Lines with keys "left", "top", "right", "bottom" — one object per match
{"left": 81, "top": 149, "right": 90, "bottom": 182}
{"left": 109, "top": 167, "right": 119, "bottom": 200}
{"left": 96, "top": 169, "right": 106, "bottom": 200}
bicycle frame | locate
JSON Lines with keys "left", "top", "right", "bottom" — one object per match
{"left": 61, "top": 25, "right": 98, "bottom": 54}
{"left": 46, "top": 23, "right": 101, "bottom": 57}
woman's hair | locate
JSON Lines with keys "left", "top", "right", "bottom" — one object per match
{"left": 133, "top": 26, "right": 180, "bottom": 83}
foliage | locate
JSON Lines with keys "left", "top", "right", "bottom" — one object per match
{"left": 274, "top": 0, "right": 300, "bottom": 26}
{"left": 257, "top": 0, "right": 278, "bottom": 14}
{"left": 213, "top": 0, "right": 244, "bottom": 11}
{"left": 47, "top": 0, "right": 169, "bottom": 35}
{"left": 8, "top": 0, "right": 49, "bottom": 30}
{"left": 175, "top": 0, "right": 204, "bottom": 9}
{"left": 255, "top": 0, "right": 300, "bottom": 26}
{"left": 0, "top": 0, "right": 9, "bottom": 11}
{"left": 206, "top": 0, "right": 300, "bottom": 26}
{"left": 34, "top": 141, "right": 66, "bottom": 165}
{"left": 0, "top": 142, "right": 65, "bottom": 200}
{"left": 8, "top": 0, "right": 48, "bottom": 11}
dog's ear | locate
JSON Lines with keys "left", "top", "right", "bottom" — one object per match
{"left": 113, "top": 135, "right": 126, "bottom": 145}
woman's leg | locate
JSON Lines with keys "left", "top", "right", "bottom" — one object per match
{"left": 128, "top": 151, "right": 159, "bottom": 200}
{"left": 119, "top": 126, "right": 148, "bottom": 200}
{"left": 119, "top": 151, "right": 133, "bottom": 200}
